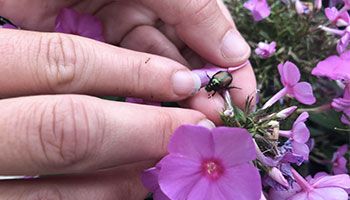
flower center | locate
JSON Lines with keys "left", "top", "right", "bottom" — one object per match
{"left": 201, "top": 159, "right": 224, "bottom": 180}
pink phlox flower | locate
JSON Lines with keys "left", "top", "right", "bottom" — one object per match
{"left": 125, "top": 97, "right": 161, "bottom": 106}
{"left": 269, "top": 169, "right": 350, "bottom": 200}
{"left": 144, "top": 125, "right": 262, "bottom": 200}
{"left": 244, "top": 0, "right": 271, "bottom": 21}
{"left": 141, "top": 164, "right": 170, "bottom": 200}
{"left": 319, "top": 25, "right": 350, "bottom": 54}
{"left": 255, "top": 41, "right": 276, "bottom": 59}
{"left": 331, "top": 145, "right": 349, "bottom": 175}
{"left": 325, "top": 7, "right": 350, "bottom": 26}
{"left": 312, "top": 51, "right": 350, "bottom": 81}
{"left": 332, "top": 85, "right": 350, "bottom": 124}
{"left": 55, "top": 8, "right": 104, "bottom": 42}
{"left": 262, "top": 61, "right": 316, "bottom": 109}
{"left": 279, "top": 112, "right": 311, "bottom": 161}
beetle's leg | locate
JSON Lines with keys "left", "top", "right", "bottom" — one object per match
{"left": 206, "top": 72, "right": 210, "bottom": 80}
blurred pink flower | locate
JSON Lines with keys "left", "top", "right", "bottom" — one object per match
{"left": 332, "top": 145, "right": 348, "bottom": 175}
{"left": 269, "top": 169, "right": 350, "bottom": 200}
{"left": 314, "top": 0, "right": 322, "bottom": 10}
{"left": 295, "top": 0, "right": 307, "bottom": 15}
{"left": 244, "top": 0, "right": 271, "bottom": 21}
{"left": 262, "top": 61, "right": 316, "bottom": 109}
{"left": 125, "top": 97, "right": 161, "bottom": 106}
{"left": 325, "top": 7, "right": 350, "bottom": 26}
{"left": 55, "top": 8, "right": 104, "bottom": 41}
{"left": 279, "top": 112, "right": 311, "bottom": 161}
{"left": 141, "top": 165, "right": 170, "bottom": 200}
{"left": 144, "top": 125, "right": 262, "bottom": 200}
{"left": 255, "top": 41, "right": 276, "bottom": 59}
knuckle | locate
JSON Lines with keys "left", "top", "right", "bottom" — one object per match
{"left": 41, "top": 33, "right": 85, "bottom": 92}
{"left": 156, "top": 110, "right": 178, "bottom": 152}
{"left": 33, "top": 96, "right": 103, "bottom": 170}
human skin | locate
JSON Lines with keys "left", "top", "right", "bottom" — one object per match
{"left": 0, "top": 0, "right": 256, "bottom": 199}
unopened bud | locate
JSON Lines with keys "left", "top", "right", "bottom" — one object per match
{"left": 223, "top": 109, "right": 234, "bottom": 117}
{"left": 276, "top": 106, "right": 297, "bottom": 119}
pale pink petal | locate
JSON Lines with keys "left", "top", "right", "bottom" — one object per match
{"left": 310, "top": 187, "right": 349, "bottom": 200}
{"left": 292, "top": 122, "right": 310, "bottom": 143}
{"left": 212, "top": 127, "right": 256, "bottom": 167}
{"left": 289, "top": 192, "right": 308, "bottom": 200}
{"left": 262, "top": 87, "right": 288, "bottom": 109}
{"left": 141, "top": 167, "right": 170, "bottom": 200}
{"left": 326, "top": 7, "right": 340, "bottom": 21}
{"left": 158, "top": 155, "right": 202, "bottom": 200}
{"left": 279, "top": 61, "right": 301, "bottom": 86}
{"left": 292, "top": 82, "right": 316, "bottom": 105}
{"left": 294, "top": 112, "right": 309, "bottom": 124}
{"left": 312, "top": 55, "right": 342, "bottom": 80}
{"left": 292, "top": 142, "right": 310, "bottom": 160}
{"left": 216, "top": 163, "right": 262, "bottom": 200}
{"left": 186, "top": 177, "right": 211, "bottom": 200}
{"left": 312, "top": 174, "right": 350, "bottom": 189}
{"left": 168, "top": 125, "right": 214, "bottom": 160}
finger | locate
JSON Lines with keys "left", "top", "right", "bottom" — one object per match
{"left": 157, "top": 23, "right": 186, "bottom": 50}
{"left": 0, "top": 29, "right": 201, "bottom": 101}
{"left": 120, "top": 25, "right": 188, "bottom": 65}
{"left": 0, "top": 161, "right": 152, "bottom": 200}
{"left": 140, "top": 0, "right": 251, "bottom": 67}
{"left": 230, "top": 62, "right": 257, "bottom": 109}
{"left": 0, "top": 95, "right": 212, "bottom": 175}
{"left": 181, "top": 90, "right": 225, "bottom": 124}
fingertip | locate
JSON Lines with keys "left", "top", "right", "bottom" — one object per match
{"left": 229, "top": 62, "right": 257, "bottom": 109}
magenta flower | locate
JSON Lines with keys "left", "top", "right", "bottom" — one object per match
{"left": 332, "top": 145, "right": 348, "bottom": 175}
{"left": 279, "top": 112, "right": 311, "bottom": 161}
{"left": 148, "top": 125, "right": 262, "bottom": 200}
{"left": 269, "top": 169, "right": 350, "bottom": 200}
{"left": 141, "top": 165, "right": 170, "bottom": 200}
{"left": 125, "top": 97, "right": 161, "bottom": 106}
{"left": 55, "top": 8, "right": 104, "bottom": 41}
{"left": 325, "top": 7, "right": 350, "bottom": 26}
{"left": 255, "top": 41, "right": 276, "bottom": 59}
{"left": 1, "top": 23, "right": 17, "bottom": 29}
{"left": 262, "top": 61, "right": 316, "bottom": 109}
{"left": 312, "top": 51, "right": 350, "bottom": 81}
{"left": 244, "top": 0, "right": 271, "bottom": 21}
{"left": 332, "top": 85, "right": 350, "bottom": 124}
{"left": 319, "top": 25, "right": 350, "bottom": 54}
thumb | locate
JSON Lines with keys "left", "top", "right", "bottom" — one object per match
{"left": 140, "top": 0, "right": 251, "bottom": 67}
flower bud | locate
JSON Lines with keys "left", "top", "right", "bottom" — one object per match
{"left": 276, "top": 106, "right": 298, "bottom": 119}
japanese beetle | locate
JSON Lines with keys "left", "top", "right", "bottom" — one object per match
{"left": 205, "top": 71, "right": 237, "bottom": 97}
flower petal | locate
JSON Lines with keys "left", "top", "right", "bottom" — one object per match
{"left": 292, "top": 82, "right": 316, "bottom": 105}
{"left": 158, "top": 155, "right": 202, "bottom": 200}
{"left": 278, "top": 61, "right": 301, "bottom": 86}
{"left": 292, "top": 142, "right": 310, "bottom": 160}
{"left": 168, "top": 125, "right": 214, "bottom": 161}
{"left": 310, "top": 187, "right": 349, "bottom": 200}
{"left": 292, "top": 122, "right": 310, "bottom": 143}
{"left": 294, "top": 112, "right": 309, "bottom": 124}
{"left": 212, "top": 127, "right": 256, "bottom": 167}
{"left": 312, "top": 55, "right": 343, "bottom": 80}
{"left": 217, "top": 163, "right": 262, "bottom": 200}
{"left": 312, "top": 174, "right": 350, "bottom": 189}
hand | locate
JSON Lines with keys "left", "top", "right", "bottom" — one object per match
{"left": 0, "top": 0, "right": 256, "bottom": 199}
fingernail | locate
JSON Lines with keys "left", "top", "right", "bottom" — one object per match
{"left": 197, "top": 119, "right": 216, "bottom": 129}
{"left": 172, "top": 70, "right": 201, "bottom": 96}
{"left": 221, "top": 29, "right": 250, "bottom": 60}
